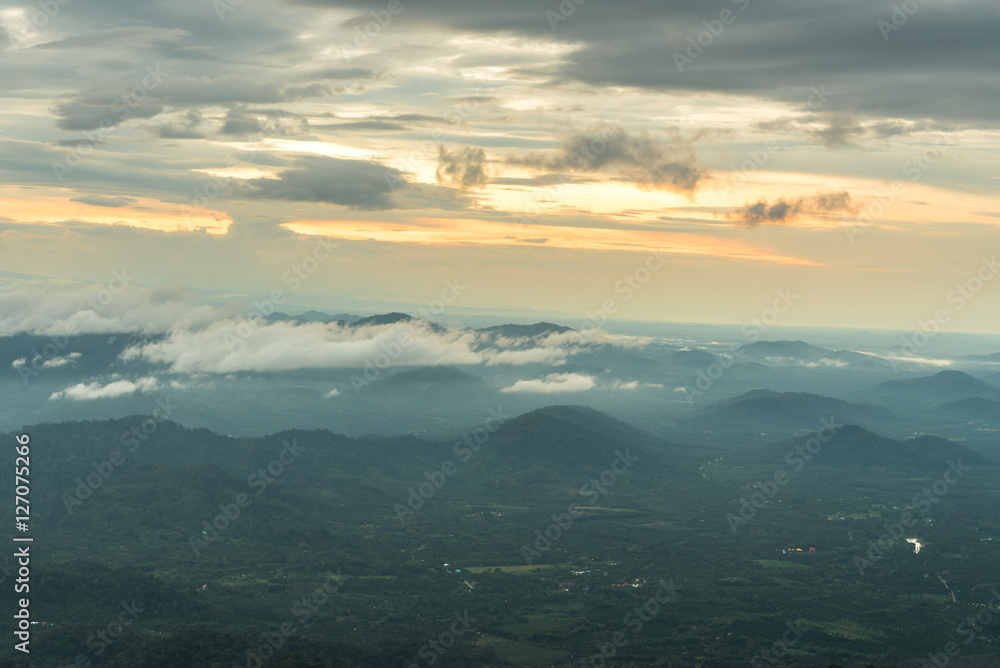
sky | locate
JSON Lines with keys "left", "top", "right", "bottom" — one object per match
{"left": 1, "top": 0, "right": 999, "bottom": 332}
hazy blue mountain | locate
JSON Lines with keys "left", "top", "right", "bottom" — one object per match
{"left": 878, "top": 370, "right": 999, "bottom": 398}
{"left": 265, "top": 310, "right": 360, "bottom": 324}
{"left": 682, "top": 390, "right": 893, "bottom": 433}
{"left": 767, "top": 424, "right": 989, "bottom": 471}
{"left": 941, "top": 396, "right": 1000, "bottom": 424}
{"left": 475, "top": 322, "right": 575, "bottom": 338}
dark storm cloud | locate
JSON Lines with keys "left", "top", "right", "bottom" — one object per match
{"left": 436, "top": 146, "right": 488, "bottom": 189}
{"left": 239, "top": 155, "right": 409, "bottom": 209}
{"left": 729, "top": 191, "right": 859, "bottom": 227}
{"left": 295, "top": 0, "right": 1000, "bottom": 125}
{"left": 510, "top": 126, "right": 707, "bottom": 193}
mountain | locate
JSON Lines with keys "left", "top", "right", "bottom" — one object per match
{"left": 941, "top": 397, "right": 1000, "bottom": 424}
{"left": 352, "top": 312, "right": 414, "bottom": 327}
{"left": 741, "top": 340, "right": 889, "bottom": 368}
{"left": 381, "top": 365, "right": 483, "bottom": 387}
{"left": 742, "top": 340, "right": 832, "bottom": 362}
{"left": 475, "top": 322, "right": 574, "bottom": 338}
{"left": 266, "top": 310, "right": 360, "bottom": 324}
{"left": 665, "top": 349, "right": 720, "bottom": 369}
{"left": 766, "top": 424, "right": 989, "bottom": 471}
{"left": 961, "top": 352, "right": 1000, "bottom": 362}
{"left": 681, "top": 390, "right": 893, "bottom": 434}
{"left": 0, "top": 332, "right": 160, "bottom": 379}
{"left": 877, "top": 370, "right": 999, "bottom": 399}
{"left": 459, "top": 405, "right": 666, "bottom": 488}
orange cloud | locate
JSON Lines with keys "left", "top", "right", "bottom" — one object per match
{"left": 282, "top": 216, "right": 823, "bottom": 266}
{"left": 0, "top": 186, "right": 230, "bottom": 235}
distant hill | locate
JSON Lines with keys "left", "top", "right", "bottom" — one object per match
{"left": 741, "top": 340, "right": 889, "bottom": 368}
{"left": 767, "top": 424, "right": 989, "bottom": 471}
{"left": 381, "top": 365, "right": 483, "bottom": 387}
{"left": 878, "top": 370, "right": 999, "bottom": 399}
{"left": 743, "top": 340, "right": 832, "bottom": 361}
{"left": 942, "top": 397, "right": 1000, "bottom": 424}
{"left": 266, "top": 310, "right": 360, "bottom": 324}
{"left": 681, "top": 390, "right": 893, "bottom": 433}
{"left": 460, "top": 405, "right": 666, "bottom": 488}
{"left": 665, "top": 349, "right": 720, "bottom": 369}
{"left": 962, "top": 352, "right": 1000, "bottom": 362}
{"left": 476, "top": 322, "right": 574, "bottom": 338}
{"left": 352, "top": 312, "right": 414, "bottom": 327}
{"left": 0, "top": 332, "right": 161, "bottom": 378}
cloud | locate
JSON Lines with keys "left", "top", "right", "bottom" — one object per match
{"left": 0, "top": 283, "right": 227, "bottom": 337}
{"left": 306, "top": 67, "right": 383, "bottom": 81}
{"left": 40, "top": 353, "right": 83, "bottom": 369}
{"left": 609, "top": 380, "right": 663, "bottom": 391}
{"left": 239, "top": 155, "right": 408, "bottom": 209}
{"left": 511, "top": 126, "right": 706, "bottom": 193}
{"left": 809, "top": 113, "right": 867, "bottom": 148}
{"left": 219, "top": 107, "right": 311, "bottom": 137}
{"left": 37, "top": 27, "right": 189, "bottom": 50}
{"left": 54, "top": 98, "right": 164, "bottom": 132}
{"left": 500, "top": 373, "right": 596, "bottom": 394}
{"left": 155, "top": 109, "right": 206, "bottom": 139}
{"left": 729, "top": 191, "right": 860, "bottom": 227}
{"left": 323, "top": 388, "right": 340, "bottom": 398}
{"left": 122, "top": 320, "right": 482, "bottom": 374}
{"left": 154, "top": 74, "right": 333, "bottom": 106}
{"left": 49, "top": 376, "right": 159, "bottom": 401}
{"left": 69, "top": 195, "right": 136, "bottom": 208}
{"left": 436, "top": 146, "right": 489, "bottom": 189}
